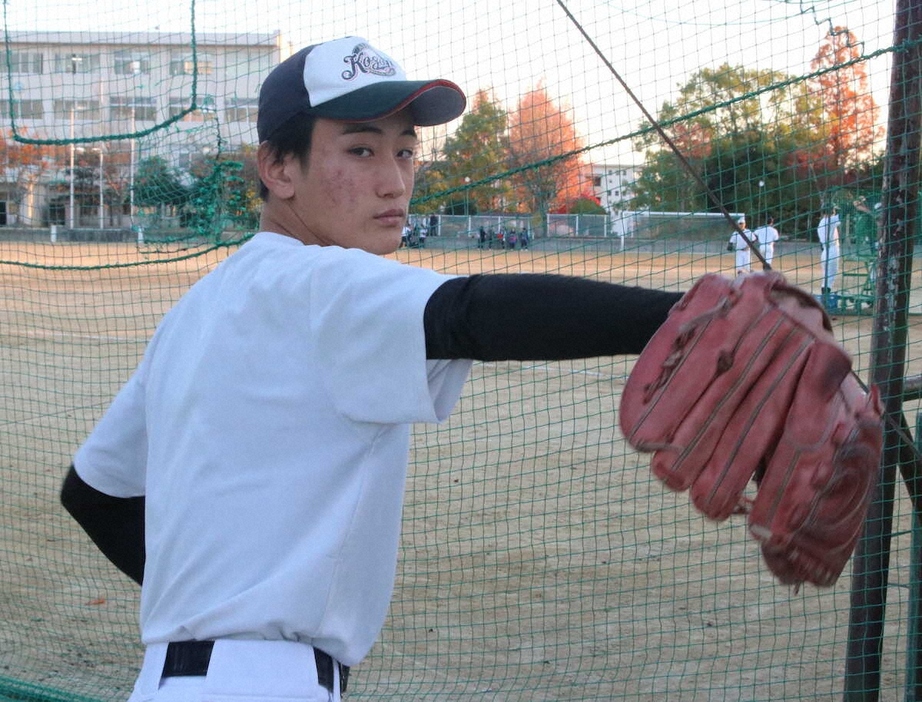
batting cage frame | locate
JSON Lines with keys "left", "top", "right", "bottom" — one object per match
{"left": 846, "top": 0, "right": 922, "bottom": 698}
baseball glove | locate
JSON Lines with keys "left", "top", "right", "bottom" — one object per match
{"left": 619, "top": 271, "right": 883, "bottom": 588}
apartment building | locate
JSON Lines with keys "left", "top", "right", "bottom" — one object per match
{"left": 587, "top": 163, "right": 639, "bottom": 214}
{"left": 1, "top": 30, "right": 288, "bottom": 226}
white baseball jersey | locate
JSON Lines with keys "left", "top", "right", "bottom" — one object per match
{"left": 753, "top": 225, "right": 780, "bottom": 264}
{"left": 74, "top": 231, "right": 472, "bottom": 667}
{"left": 817, "top": 214, "right": 840, "bottom": 249}
{"left": 817, "top": 214, "right": 841, "bottom": 289}
{"left": 729, "top": 229, "right": 752, "bottom": 272}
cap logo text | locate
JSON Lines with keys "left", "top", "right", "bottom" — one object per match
{"left": 341, "top": 43, "right": 397, "bottom": 81}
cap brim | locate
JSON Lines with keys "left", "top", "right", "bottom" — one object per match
{"left": 309, "top": 79, "right": 466, "bottom": 126}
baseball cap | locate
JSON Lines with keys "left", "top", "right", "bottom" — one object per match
{"left": 737, "top": 217, "right": 746, "bottom": 225}
{"left": 257, "top": 36, "right": 467, "bottom": 141}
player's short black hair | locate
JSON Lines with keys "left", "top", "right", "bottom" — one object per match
{"left": 258, "top": 111, "right": 317, "bottom": 201}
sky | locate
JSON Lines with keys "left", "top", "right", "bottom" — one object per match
{"left": 1, "top": 0, "right": 898, "bottom": 165}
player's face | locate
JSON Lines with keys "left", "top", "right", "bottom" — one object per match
{"left": 283, "top": 111, "right": 417, "bottom": 254}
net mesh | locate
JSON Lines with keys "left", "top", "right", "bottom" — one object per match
{"left": 0, "top": 0, "right": 918, "bottom": 700}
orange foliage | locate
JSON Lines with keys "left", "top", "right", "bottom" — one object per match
{"left": 0, "top": 127, "right": 66, "bottom": 168}
{"left": 670, "top": 119, "right": 713, "bottom": 161}
{"left": 507, "top": 85, "right": 586, "bottom": 213}
{"left": 810, "top": 26, "right": 883, "bottom": 168}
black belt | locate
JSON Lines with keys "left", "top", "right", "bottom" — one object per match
{"left": 161, "top": 640, "right": 349, "bottom": 694}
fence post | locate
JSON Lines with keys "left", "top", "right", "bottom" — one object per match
{"left": 908, "top": 414, "right": 922, "bottom": 701}
{"left": 844, "top": 0, "right": 922, "bottom": 697}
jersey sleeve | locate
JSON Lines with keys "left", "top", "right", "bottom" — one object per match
{"left": 308, "top": 250, "right": 471, "bottom": 424}
{"left": 73, "top": 364, "right": 149, "bottom": 498}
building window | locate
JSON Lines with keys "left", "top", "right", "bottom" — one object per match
{"left": 225, "top": 97, "right": 258, "bottom": 122}
{"left": 113, "top": 50, "right": 150, "bottom": 75}
{"left": 168, "top": 97, "right": 184, "bottom": 119}
{"left": 53, "top": 99, "right": 101, "bottom": 119}
{"left": 169, "top": 95, "right": 216, "bottom": 121}
{"left": 52, "top": 52, "right": 100, "bottom": 73}
{"left": 13, "top": 99, "right": 44, "bottom": 119}
{"left": 9, "top": 51, "right": 43, "bottom": 74}
{"left": 592, "top": 176, "right": 602, "bottom": 187}
{"left": 176, "top": 149, "right": 196, "bottom": 170}
{"left": 110, "top": 96, "right": 157, "bottom": 121}
{"left": 169, "top": 53, "right": 215, "bottom": 76}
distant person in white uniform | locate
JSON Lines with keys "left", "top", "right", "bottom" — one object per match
{"left": 817, "top": 206, "right": 841, "bottom": 295}
{"left": 728, "top": 217, "right": 753, "bottom": 275}
{"left": 753, "top": 215, "right": 780, "bottom": 269}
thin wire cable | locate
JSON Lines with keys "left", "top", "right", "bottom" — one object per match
{"left": 554, "top": 0, "right": 767, "bottom": 266}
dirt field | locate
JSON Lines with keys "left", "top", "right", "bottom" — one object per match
{"left": 1, "top": 240, "right": 919, "bottom": 701}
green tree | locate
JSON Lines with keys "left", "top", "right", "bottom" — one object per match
{"left": 218, "top": 145, "right": 261, "bottom": 228}
{"left": 431, "top": 89, "right": 511, "bottom": 215}
{"left": 630, "top": 149, "right": 701, "bottom": 212}
{"left": 568, "top": 196, "right": 606, "bottom": 215}
{"left": 183, "top": 146, "right": 260, "bottom": 234}
{"left": 410, "top": 153, "right": 449, "bottom": 214}
{"left": 632, "top": 64, "right": 827, "bottom": 236}
{"left": 133, "top": 156, "right": 187, "bottom": 209}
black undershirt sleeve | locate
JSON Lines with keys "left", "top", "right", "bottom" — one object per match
{"left": 60, "top": 465, "right": 145, "bottom": 585}
{"left": 424, "top": 273, "right": 684, "bottom": 361}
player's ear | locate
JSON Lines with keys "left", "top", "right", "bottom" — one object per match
{"left": 257, "top": 142, "right": 296, "bottom": 200}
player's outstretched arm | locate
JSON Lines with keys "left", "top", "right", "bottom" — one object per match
{"left": 424, "top": 274, "right": 683, "bottom": 361}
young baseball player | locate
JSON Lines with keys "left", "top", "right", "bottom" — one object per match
{"left": 60, "top": 37, "right": 682, "bottom": 701}
{"left": 752, "top": 215, "right": 780, "bottom": 268}
{"left": 728, "top": 217, "right": 753, "bottom": 275}
{"left": 817, "top": 206, "right": 841, "bottom": 296}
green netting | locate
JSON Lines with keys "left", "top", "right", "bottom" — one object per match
{"left": 0, "top": 0, "right": 919, "bottom": 700}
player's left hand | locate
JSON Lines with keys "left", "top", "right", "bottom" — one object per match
{"left": 619, "top": 271, "right": 883, "bottom": 588}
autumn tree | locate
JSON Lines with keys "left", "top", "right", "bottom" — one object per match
{"left": 425, "top": 89, "right": 511, "bottom": 215}
{"left": 507, "top": 85, "right": 586, "bottom": 231}
{"left": 0, "top": 129, "right": 66, "bottom": 225}
{"left": 100, "top": 145, "right": 132, "bottom": 222}
{"left": 410, "top": 145, "right": 450, "bottom": 215}
{"left": 810, "top": 26, "right": 884, "bottom": 173}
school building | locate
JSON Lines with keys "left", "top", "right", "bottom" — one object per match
{"left": 0, "top": 30, "right": 289, "bottom": 226}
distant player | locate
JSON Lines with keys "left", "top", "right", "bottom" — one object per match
{"left": 728, "top": 217, "right": 753, "bottom": 275}
{"left": 817, "top": 206, "right": 841, "bottom": 296}
{"left": 753, "top": 215, "right": 780, "bottom": 268}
